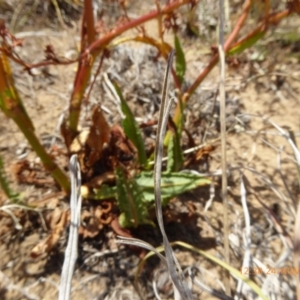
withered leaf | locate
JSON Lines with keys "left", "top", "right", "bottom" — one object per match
{"left": 30, "top": 210, "right": 68, "bottom": 258}
{"left": 86, "top": 106, "right": 110, "bottom": 167}
{"left": 110, "top": 125, "right": 136, "bottom": 162}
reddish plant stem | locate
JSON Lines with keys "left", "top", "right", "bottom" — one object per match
{"left": 68, "top": 0, "right": 191, "bottom": 133}
{"left": 229, "top": 9, "right": 289, "bottom": 53}
{"left": 0, "top": 47, "right": 78, "bottom": 70}
{"left": 172, "top": 4, "right": 288, "bottom": 129}
{"left": 68, "top": 0, "right": 98, "bottom": 133}
{"left": 224, "top": 0, "right": 253, "bottom": 51}
{"left": 84, "top": 0, "right": 191, "bottom": 56}
{"left": 186, "top": 0, "right": 253, "bottom": 101}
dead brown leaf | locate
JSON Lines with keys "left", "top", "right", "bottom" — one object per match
{"left": 30, "top": 210, "right": 68, "bottom": 258}
{"left": 86, "top": 106, "right": 110, "bottom": 167}
{"left": 79, "top": 203, "right": 112, "bottom": 238}
{"left": 195, "top": 145, "right": 216, "bottom": 161}
{"left": 12, "top": 160, "right": 54, "bottom": 187}
{"left": 109, "top": 125, "right": 136, "bottom": 164}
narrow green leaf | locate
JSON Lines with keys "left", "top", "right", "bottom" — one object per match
{"left": 136, "top": 171, "right": 211, "bottom": 205}
{"left": 167, "top": 119, "right": 183, "bottom": 172}
{"left": 227, "top": 31, "right": 265, "bottom": 56}
{"left": 167, "top": 133, "right": 183, "bottom": 172}
{"left": 167, "top": 136, "right": 175, "bottom": 173}
{"left": 112, "top": 83, "right": 147, "bottom": 166}
{"left": 115, "top": 167, "right": 150, "bottom": 228}
{"left": 174, "top": 34, "right": 186, "bottom": 85}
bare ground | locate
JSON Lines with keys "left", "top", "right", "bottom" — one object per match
{"left": 0, "top": 1, "right": 300, "bottom": 299}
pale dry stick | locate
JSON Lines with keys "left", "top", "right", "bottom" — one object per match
{"left": 148, "top": 137, "right": 220, "bottom": 166}
{"left": 224, "top": 0, "right": 231, "bottom": 32}
{"left": 153, "top": 49, "right": 193, "bottom": 300}
{"left": 0, "top": 206, "right": 22, "bottom": 230}
{"left": 15, "top": 31, "right": 67, "bottom": 38}
{"left": 0, "top": 204, "right": 47, "bottom": 231}
{"left": 204, "top": 182, "right": 216, "bottom": 212}
{"left": 82, "top": 248, "right": 119, "bottom": 264}
{"left": 245, "top": 129, "right": 300, "bottom": 138}
{"left": 102, "top": 73, "right": 125, "bottom": 118}
{"left": 264, "top": 119, "right": 300, "bottom": 300}
{"left": 152, "top": 277, "right": 162, "bottom": 300}
{"left": 59, "top": 155, "right": 82, "bottom": 300}
{"left": 235, "top": 176, "right": 252, "bottom": 300}
{"left": 117, "top": 236, "right": 167, "bottom": 265}
{"left": 218, "top": 0, "right": 231, "bottom": 295}
{"left": 265, "top": 119, "right": 300, "bottom": 172}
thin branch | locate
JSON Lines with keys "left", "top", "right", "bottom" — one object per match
{"left": 219, "top": 0, "right": 231, "bottom": 296}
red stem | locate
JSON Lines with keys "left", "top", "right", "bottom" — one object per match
{"left": 83, "top": 0, "right": 191, "bottom": 56}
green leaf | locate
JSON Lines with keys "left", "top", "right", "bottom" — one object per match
{"left": 174, "top": 34, "right": 186, "bottom": 85}
{"left": 92, "top": 171, "right": 211, "bottom": 205}
{"left": 166, "top": 107, "right": 184, "bottom": 172}
{"left": 115, "top": 167, "right": 150, "bottom": 228}
{"left": 136, "top": 171, "right": 211, "bottom": 205}
{"left": 90, "top": 171, "right": 211, "bottom": 226}
{"left": 167, "top": 131, "right": 183, "bottom": 172}
{"left": 112, "top": 83, "right": 147, "bottom": 166}
{"left": 227, "top": 31, "right": 265, "bottom": 56}
{"left": 92, "top": 184, "right": 117, "bottom": 200}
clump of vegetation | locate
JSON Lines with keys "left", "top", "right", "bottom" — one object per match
{"left": 1, "top": 0, "right": 299, "bottom": 298}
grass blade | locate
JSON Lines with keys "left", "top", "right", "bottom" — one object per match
{"left": 166, "top": 120, "right": 183, "bottom": 172}
{"left": 174, "top": 34, "right": 186, "bottom": 85}
{"left": 113, "top": 83, "right": 148, "bottom": 167}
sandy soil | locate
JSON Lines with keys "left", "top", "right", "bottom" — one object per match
{"left": 0, "top": 1, "right": 300, "bottom": 299}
